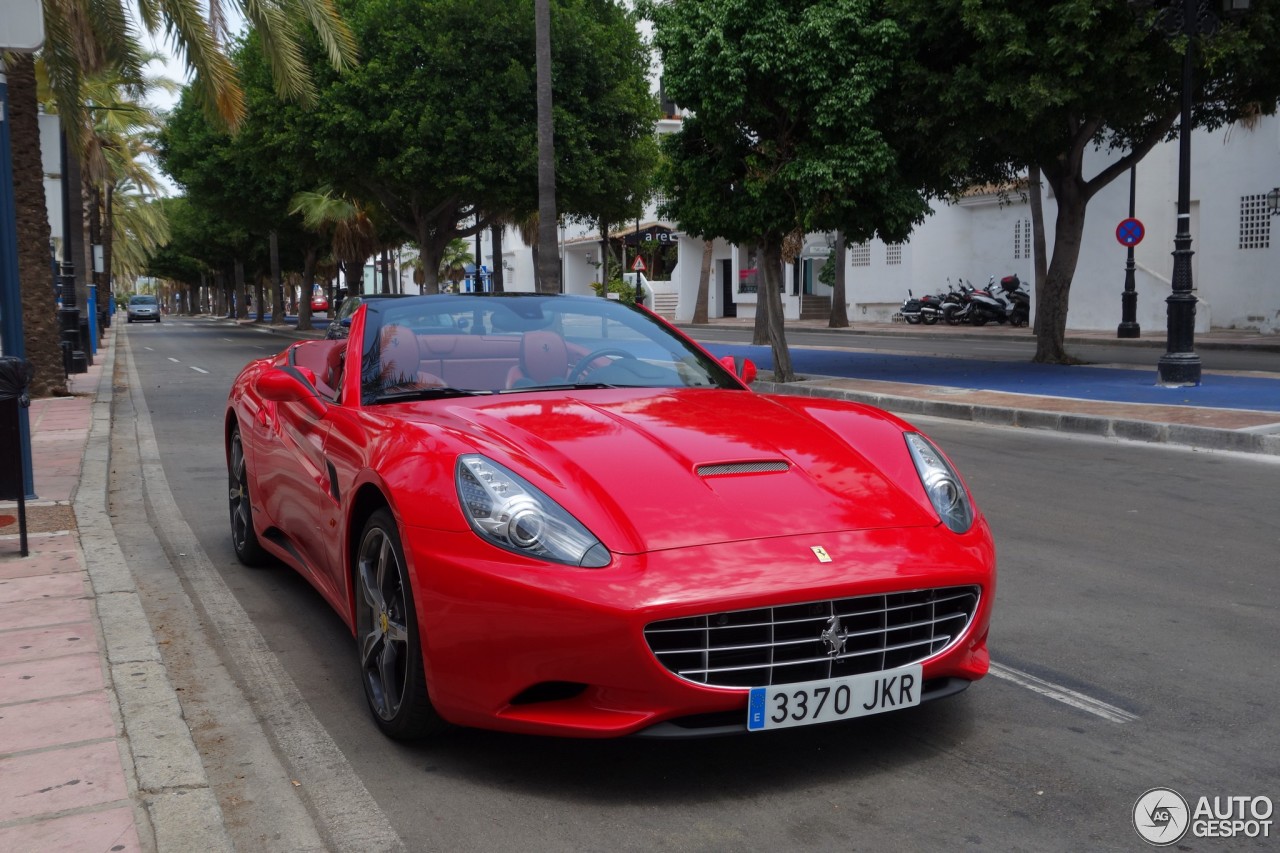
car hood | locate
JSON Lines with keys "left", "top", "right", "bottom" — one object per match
{"left": 420, "top": 389, "right": 940, "bottom": 554}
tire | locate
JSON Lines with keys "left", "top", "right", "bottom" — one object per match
{"left": 970, "top": 316, "right": 987, "bottom": 326}
{"left": 922, "top": 313, "right": 938, "bottom": 325}
{"left": 943, "top": 307, "right": 961, "bottom": 326}
{"left": 228, "top": 426, "right": 271, "bottom": 567}
{"left": 355, "top": 508, "right": 445, "bottom": 740}
{"left": 904, "top": 314, "right": 922, "bottom": 325}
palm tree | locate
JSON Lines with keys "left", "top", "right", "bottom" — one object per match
{"left": 7, "top": 0, "right": 357, "bottom": 396}
{"left": 437, "top": 238, "right": 474, "bottom": 291}
{"left": 289, "top": 185, "right": 380, "bottom": 321}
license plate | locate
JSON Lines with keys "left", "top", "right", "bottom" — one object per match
{"left": 747, "top": 664, "right": 923, "bottom": 731}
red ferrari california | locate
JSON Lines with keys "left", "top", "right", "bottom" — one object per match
{"left": 225, "top": 293, "right": 995, "bottom": 739}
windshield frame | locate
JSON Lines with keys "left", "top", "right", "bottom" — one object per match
{"left": 358, "top": 293, "right": 740, "bottom": 406}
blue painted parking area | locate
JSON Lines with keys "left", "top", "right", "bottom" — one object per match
{"left": 703, "top": 344, "right": 1280, "bottom": 413}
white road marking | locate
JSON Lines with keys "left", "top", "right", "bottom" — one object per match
{"left": 168, "top": 357, "right": 180, "bottom": 363}
{"left": 989, "top": 662, "right": 1138, "bottom": 724}
{"left": 144, "top": 346, "right": 154, "bottom": 351}
{"left": 190, "top": 366, "right": 209, "bottom": 374}
{"left": 222, "top": 338, "right": 235, "bottom": 343}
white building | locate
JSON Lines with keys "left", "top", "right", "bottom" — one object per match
{"left": 504, "top": 112, "right": 1280, "bottom": 335}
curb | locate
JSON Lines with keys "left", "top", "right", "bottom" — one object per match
{"left": 77, "top": 327, "right": 234, "bottom": 851}
{"left": 754, "top": 379, "right": 1280, "bottom": 457}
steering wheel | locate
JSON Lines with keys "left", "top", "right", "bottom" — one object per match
{"left": 567, "top": 348, "right": 638, "bottom": 383}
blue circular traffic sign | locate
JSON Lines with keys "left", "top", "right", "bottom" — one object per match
{"left": 1116, "top": 218, "right": 1145, "bottom": 247}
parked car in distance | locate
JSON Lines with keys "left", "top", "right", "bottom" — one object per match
{"left": 126, "top": 294, "right": 161, "bottom": 323}
{"left": 226, "top": 292, "right": 996, "bottom": 742}
{"left": 311, "top": 293, "right": 329, "bottom": 313}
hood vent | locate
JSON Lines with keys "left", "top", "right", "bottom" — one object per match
{"left": 696, "top": 460, "right": 790, "bottom": 478}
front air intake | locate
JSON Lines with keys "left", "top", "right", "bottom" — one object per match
{"left": 696, "top": 460, "right": 790, "bottom": 477}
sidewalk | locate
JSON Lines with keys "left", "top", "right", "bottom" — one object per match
{"left": 1, "top": 315, "right": 1277, "bottom": 852}
{"left": 1, "top": 325, "right": 229, "bottom": 853}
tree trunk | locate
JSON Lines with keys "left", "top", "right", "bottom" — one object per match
{"left": 491, "top": 225, "right": 505, "bottom": 293}
{"left": 296, "top": 246, "right": 317, "bottom": 331}
{"left": 759, "top": 241, "right": 795, "bottom": 382}
{"left": 1033, "top": 182, "right": 1089, "bottom": 364}
{"left": 1029, "top": 166, "right": 1048, "bottom": 339}
{"left": 253, "top": 273, "right": 265, "bottom": 323}
{"left": 234, "top": 260, "right": 248, "bottom": 319}
{"left": 829, "top": 230, "right": 849, "bottom": 328}
{"left": 269, "top": 231, "right": 286, "bottom": 325}
{"left": 693, "top": 240, "right": 712, "bottom": 324}
{"left": 6, "top": 56, "right": 67, "bottom": 396}
{"left": 534, "top": 0, "right": 560, "bottom": 294}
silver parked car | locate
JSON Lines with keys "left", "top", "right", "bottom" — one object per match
{"left": 126, "top": 294, "right": 161, "bottom": 323}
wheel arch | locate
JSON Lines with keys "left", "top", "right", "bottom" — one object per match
{"left": 345, "top": 483, "right": 393, "bottom": 624}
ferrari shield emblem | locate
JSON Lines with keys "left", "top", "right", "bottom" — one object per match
{"left": 811, "top": 546, "right": 832, "bottom": 563}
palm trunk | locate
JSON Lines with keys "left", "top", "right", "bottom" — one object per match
{"left": 491, "top": 225, "right": 505, "bottom": 293}
{"left": 103, "top": 183, "right": 115, "bottom": 325}
{"left": 7, "top": 56, "right": 67, "bottom": 396}
{"left": 534, "top": 0, "right": 560, "bottom": 294}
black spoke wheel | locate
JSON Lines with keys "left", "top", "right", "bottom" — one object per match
{"left": 355, "top": 509, "right": 444, "bottom": 740}
{"left": 567, "top": 347, "right": 638, "bottom": 383}
{"left": 228, "top": 427, "right": 269, "bottom": 567}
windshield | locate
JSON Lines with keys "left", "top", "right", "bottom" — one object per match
{"left": 130, "top": 295, "right": 158, "bottom": 305}
{"left": 359, "top": 294, "right": 737, "bottom": 405}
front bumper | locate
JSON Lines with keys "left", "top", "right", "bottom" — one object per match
{"left": 402, "top": 523, "right": 995, "bottom": 738}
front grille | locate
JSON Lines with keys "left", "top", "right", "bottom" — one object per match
{"left": 644, "top": 586, "right": 980, "bottom": 689}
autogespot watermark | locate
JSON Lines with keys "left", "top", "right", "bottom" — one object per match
{"left": 1133, "top": 787, "right": 1274, "bottom": 846}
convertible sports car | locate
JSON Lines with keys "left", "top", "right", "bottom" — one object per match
{"left": 225, "top": 293, "right": 995, "bottom": 739}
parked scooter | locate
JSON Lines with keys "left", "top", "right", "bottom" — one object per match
{"left": 996, "top": 274, "right": 1031, "bottom": 327}
{"left": 963, "top": 277, "right": 1012, "bottom": 326}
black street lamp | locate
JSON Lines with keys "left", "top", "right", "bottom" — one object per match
{"left": 1157, "top": 0, "right": 1251, "bottom": 385}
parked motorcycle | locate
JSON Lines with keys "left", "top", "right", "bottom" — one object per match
{"left": 941, "top": 279, "right": 974, "bottom": 325}
{"left": 899, "top": 289, "right": 925, "bottom": 324}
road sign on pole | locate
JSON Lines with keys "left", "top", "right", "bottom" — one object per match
{"left": 631, "top": 256, "right": 646, "bottom": 272}
{"left": 1116, "top": 218, "right": 1145, "bottom": 247}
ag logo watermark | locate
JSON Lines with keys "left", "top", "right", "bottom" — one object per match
{"left": 1133, "top": 787, "right": 1274, "bottom": 845}
{"left": 1133, "top": 788, "right": 1189, "bottom": 845}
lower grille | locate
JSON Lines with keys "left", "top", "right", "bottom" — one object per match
{"left": 644, "top": 586, "right": 980, "bottom": 689}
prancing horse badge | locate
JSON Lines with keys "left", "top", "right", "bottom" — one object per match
{"left": 811, "top": 546, "right": 832, "bottom": 563}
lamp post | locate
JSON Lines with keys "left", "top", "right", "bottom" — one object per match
{"left": 1267, "top": 187, "right": 1280, "bottom": 215}
{"left": 1156, "top": 0, "right": 1251, "bottom": 385}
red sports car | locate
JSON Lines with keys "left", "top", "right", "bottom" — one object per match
{"left": 225, "top": 293, "right": 995, "bottom": 739}
{"left": 310, "top": 293, "right": 329, "bottom": 313}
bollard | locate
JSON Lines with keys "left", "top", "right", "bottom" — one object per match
{"left": 0, "top": 356, "right": 34, "bottom": 556}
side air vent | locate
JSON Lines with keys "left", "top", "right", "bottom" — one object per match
{"left": 696, "top": 460, "right": 790, "bottom": 477}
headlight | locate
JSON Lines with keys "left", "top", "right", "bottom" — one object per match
{"left": 456, "top": 455, "right": 611, "bottom": 567}
{"left": 904, "top": 433, "right": 974, "bottom": 534}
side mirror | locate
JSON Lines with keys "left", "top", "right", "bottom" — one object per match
{"left": 257, "top": 368, "right": 326, "bottom": 417}
{"left": 718, "top": 355, "right": 758, "bottom": 386}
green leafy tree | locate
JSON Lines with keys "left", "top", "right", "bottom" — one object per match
{"left": 291, "top": 0, "right": 657, "bottom": 293}
{"left": 893, "top": 0, "right": 1280, "bottom": 363}
{"left": 648, "top": 0, "right": 941, "bottom": 382}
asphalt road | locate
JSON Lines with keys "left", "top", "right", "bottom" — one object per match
{"left": 111, "top": 318, "right": 1280, "bottom": 852}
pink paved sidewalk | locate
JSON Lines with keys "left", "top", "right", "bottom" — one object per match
{"left": 0, "top": 333, "right": 145, "bottom": 853}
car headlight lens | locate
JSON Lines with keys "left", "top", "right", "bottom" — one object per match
{"left": 456, "top": 455, "right": 611, "bottom": 567}
{"left": 905, "top": 433, "right": 974, "bottom": 534}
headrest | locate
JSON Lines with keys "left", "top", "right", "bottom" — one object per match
{"left": 519, "top": 330, "right": 568, "bottom": 383}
